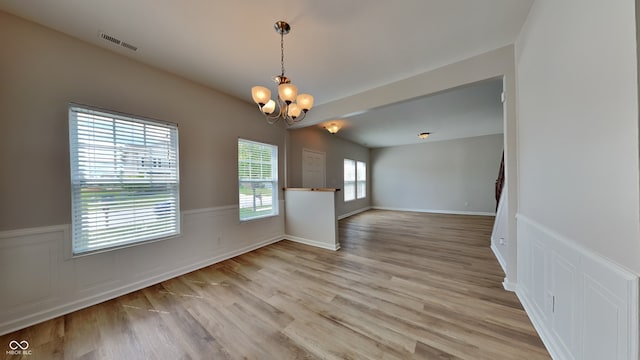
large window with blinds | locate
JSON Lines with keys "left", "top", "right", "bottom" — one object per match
{"left": 344, "top": 159, "right": 367, "bottom": 202}
{"left": 238, "top": 139, "right": 278, "bottom": 221}
{"left": 69, "top": 104, "right": 180, "bottom": 255}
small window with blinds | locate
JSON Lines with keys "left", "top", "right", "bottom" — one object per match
{"left": 356, "top": 160, "right": 367, "bottom": 199}
{"left": 238, "top": 139, "right": 278, "bottom": 221}
{"left": 344, "top": 159, "right": 356, "bottom": 201}
{"left": 344, "top": 159, "right": 366, "bottom": 202}
{"left": 69, "top": 104, "right": 180, "bottom": 255}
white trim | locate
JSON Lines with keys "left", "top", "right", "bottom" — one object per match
{"left": 0, "top": 224, "right": 69, "bottom": 239}
{"left": 491, "top": 243, "right": 515, "bottom": 292}
{"left": 182, "top": 204, "right": 237, "bottom": 215}
{"left": 285, "top": 235, "right": 340, "bottom": 251}
{"left": 68, "top": 232, "right": 182, "bottom": 260}
{"left": 628, "top": 279, "right": 639, "bottom": 360}
{"left": 0, "top": 234, "right": 284, "bottom": 336}
{"left": 516, "top": 287, "right": 565, "bottom": 360}
{"left": 491, "top": 243, "right": 507, "bottom": 272}
{"left": 338, "top": 207, "right": 371, "bottom": 220}
{"left": 502, "top": 280, "right": 517, "bottom": 292}
{"left": 516, "top": 214, "right": 640, "bottom": 278}
{"left": 372, "top": 206, "right": 495, "bottom": 216}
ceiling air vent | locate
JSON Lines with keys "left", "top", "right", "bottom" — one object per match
{"left": 98, "top": 31, "right": 138, "bottom": 52}
{"left": 120, "top": 42, "right": 138, "bottom": 52}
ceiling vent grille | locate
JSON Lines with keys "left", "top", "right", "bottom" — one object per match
{"left": 120, "top": 42, "right": 138, "bottom": 52}
{"left": 98, "top": 31, "right": 138, "bottom": 52}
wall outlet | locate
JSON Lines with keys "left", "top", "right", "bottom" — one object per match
{"left": 499, "top": 237, "right": 506, "bottom": 245}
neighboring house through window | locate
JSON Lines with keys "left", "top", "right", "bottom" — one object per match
{"left": 69, "top": 104, "right": 180, "bottom": 255}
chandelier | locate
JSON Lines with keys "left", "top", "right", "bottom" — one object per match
{"left": 251, "top": 21, "right": 314, "bottom": 125}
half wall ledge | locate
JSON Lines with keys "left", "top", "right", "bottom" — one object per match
{"left": 284, "top": 188, "right": 340, "bottom": 250}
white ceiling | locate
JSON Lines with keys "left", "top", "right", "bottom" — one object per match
{"left": 0, "top": 0, "right": 531, "bottom": 147}
{"left": 322, "top": 79, "right": 504, "bottom": 148}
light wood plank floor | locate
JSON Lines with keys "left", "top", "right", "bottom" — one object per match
{"left": 1, "top": 210, "right": 550, "bottom": 359}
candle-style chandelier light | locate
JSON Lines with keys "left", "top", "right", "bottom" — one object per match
{"left": 251, "top": 21, "right": 314, "bottom": 125}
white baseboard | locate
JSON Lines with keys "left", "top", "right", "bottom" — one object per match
{"left": 372, "top": 206, "right": 495, "bottom": 216}
{"left": 285, "top": 235, "right": 340, "bottom": 251}
{"left": 502, "top": 280, "right": 517, "bottom": 292}
{"left": 491, "top": 243, "right": 515, "bottom": 292}
{"left": 491, "top": 243, "right": 507, "bottom": 272}
{"left": 338, "top": 206, "right": 372, "bottom": 220}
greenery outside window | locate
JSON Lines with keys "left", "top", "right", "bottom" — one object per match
{"left": 238, "top": 139, "right": 278, "bottom": 221}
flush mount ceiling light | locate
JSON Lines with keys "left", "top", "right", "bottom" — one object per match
{"left": 251, "top": 21, "right": 314, "bottom": 125}
{"left": 418, "top": 132, "right": 430, "bottom": 139}
{"left": 324, "top": 123, "right": 340, "bottom": 134}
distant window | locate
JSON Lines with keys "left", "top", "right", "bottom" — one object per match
{"left": 344, "top": 159, "right": 356, "bottom": 201}
{"left": 69, "top": 104, "right": 180, "bottom": 255}
{"left": 356, "top": 161, "right": 367, "bottom": 199}
{"left": 344, "top": 159, "right": 366, "bottom": 201}
{"left": 238, "top": 139, "right": 278, "bottom": 221}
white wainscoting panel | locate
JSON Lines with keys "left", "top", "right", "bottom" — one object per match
{"left": 0, "top": 202, "right": 285, "bottom": 336}
{"left": 530, "top": 236, "right": 547, "bottom": 319}
{"left": 0, "top": 226, "right": 65, "bottom": 317}
{"left": 516, "top": 215, "right": 639, "bottom": 360}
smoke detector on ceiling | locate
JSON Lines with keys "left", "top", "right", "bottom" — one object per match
{"left": 98, "top": 31, "right": 138, "bottom": 52}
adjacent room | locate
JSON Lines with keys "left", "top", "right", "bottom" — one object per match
{"left": 1, "top": 1, "right": 639, "bottom": 359}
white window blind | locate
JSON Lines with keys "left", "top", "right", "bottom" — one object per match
{"left": 344, "top": 159, "right": 366, "bottom": 202}
{"left": 69, "top": 104, "right": 180, "bottom": 255}
{"left": 238, "top": 139, "right": 278, "bottom": 221}
{"left": 356, "top": 161, "right": 367, "bottom": 199}
{"left": 344, "top": 159, "right": 356, "bottom": 201}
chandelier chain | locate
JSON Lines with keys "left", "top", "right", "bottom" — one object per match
{"left": 280, "top": 31, "right": 285, "bottom": 77}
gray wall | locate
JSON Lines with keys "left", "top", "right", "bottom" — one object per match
{"left": 0, "top": 11, "right": 287, "bottom": 231}
{"left": 0, "top": 11, "right": 290, "bottom": 334}
{"left": 371, "top": 134, "right": 503, "bottom": 214}
{"left": 511, "top": 1, "right": 640, "bottom": 357}
{"left": 307, "top": 47, "right": 519, "bottom": 283}
{"left": 287, "top": 126, "right": 371, "bottom": 217}
{"left": 516, "top": 0, "right": 640, "bottom": 273}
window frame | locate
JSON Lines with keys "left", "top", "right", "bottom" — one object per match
{"left": 344, "top": 159, "right": 367, "bottom": 202}
{"left": 238, "top": 138, "right": 279, "bottom": 222}
{"left": 356, "top": 160, "right": 367, "bottom": 200}
{"left": 68, "top": 103, "right": 180, "bottom": 256}
{"left": 344, "top": 159, "right": 357, "bottom": 202}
